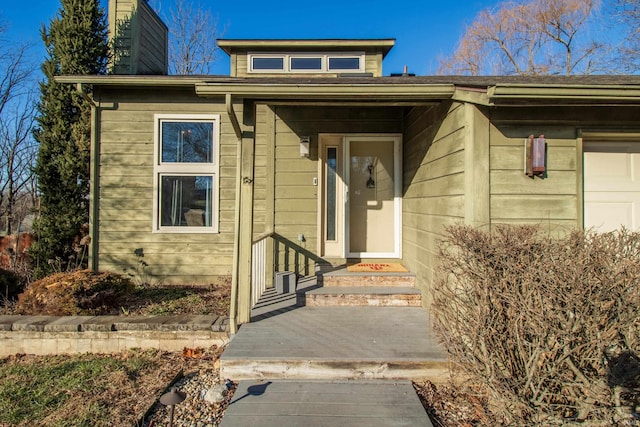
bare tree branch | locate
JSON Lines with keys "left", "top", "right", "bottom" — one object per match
{"left": 439, "top": 0, "right": 606, "bottom": 76}
{"left": 0, "top": 25, "right": 34, "bottom": 117}
{"left": 0, "top": 22, "right": 37, "bottom": 235}
{"left": 152, "top": 0, "right": 225, "bottom": 75}
{"left": 614, "top": 0, "right": 640, "bottom": 72}
{"left": 0, "top": 93, "right": 37, "bottom": 235}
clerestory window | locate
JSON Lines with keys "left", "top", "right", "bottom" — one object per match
{"left": 248, "top": 53, "right": 364, "bottom": 74}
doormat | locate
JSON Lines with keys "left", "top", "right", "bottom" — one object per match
{"left": 347, "top": 263, "right": 408, "bottom": 273}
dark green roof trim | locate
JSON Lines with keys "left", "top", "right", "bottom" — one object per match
{"left": 55, "top": 75, "right": 640, "bottom": 105}
{"left": 217, "top": 39, "right": 396, "bottom": 58}
{"left": 488, "top": 83, "right": 640, "bottom": 104}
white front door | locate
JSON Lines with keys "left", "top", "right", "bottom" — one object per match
{"left": 319, "top": 134, "right": 402, "bottom": 258}
{"left": 584, "top": 146, "right": 640, "bottom": 231}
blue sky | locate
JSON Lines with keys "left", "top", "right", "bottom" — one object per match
{"left": 3, "top": 0, "right": 507, "bottom": 76}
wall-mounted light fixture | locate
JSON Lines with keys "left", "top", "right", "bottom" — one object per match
{"left": 300, "top": 136, "right": 310, "bottom": 158}
{"left": 525, "top": 134, "right": 547, "bottom": 178}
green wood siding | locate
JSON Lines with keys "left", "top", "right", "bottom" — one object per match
{"left": 488, "top": 120, "right": 580, "bottom": 233}
{"left": 231, "top": 50, "right": 384, "bottom": 77}
{"left": 269, "top": 106, "right": 404, "bottom": 272}
{"left": 94, "top": 87, "right": 238, "bottom": 284}
{"left": 402, "top": 102, "right": 470, "bottom": 304}
{"left": 136, "top": 3, "right": 168, "bottom": 73}
{"left": 487, "top": 106, "right": 640, "bottom": 234}
{"left": 401, "top": 103, "right": 640, "bottom": 302}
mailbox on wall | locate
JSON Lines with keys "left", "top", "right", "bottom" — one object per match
{"left": 525, "top": 135, "right": 547, "bottom": 178}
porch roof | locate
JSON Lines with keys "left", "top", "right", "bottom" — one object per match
{"left": 56, "top": 75, "right": 640, "bottom": 105}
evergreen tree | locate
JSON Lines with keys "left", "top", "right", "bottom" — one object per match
{"left": 32, "top": 0, "right": 109, "bottom": 276}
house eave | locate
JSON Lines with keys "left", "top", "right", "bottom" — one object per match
{"left": 194, "top": 82, "right": 456, "bottom": 101}
{"left": 55, "top": 75, "right": 456, "bottom": 102}
{"left": 55, "top": 75, "right": 206, "bottom": 87}
{"left": 54, "top": 76, "right": 640, "bottom": 105}
{"left": 488, "top": 84, "right": 640, "bottom": 105}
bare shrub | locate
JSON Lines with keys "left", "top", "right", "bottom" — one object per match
{"left": 16, "top": 270, "right": 134, "bottom": 315}
{"left": 432, "top": 225, "right": 640, "bottom": 425}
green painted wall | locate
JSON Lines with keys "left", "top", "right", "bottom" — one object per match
{"left": 402, "top": 102, "right": 469, "bottom": 304}
{"left": 489, "top": 124, "right": 579, "bottom": 232}
{"left": 268, "top": 106, "right": 404, "bottom": 273}
{"left": 109, "top": 0, "right": 168, "bottom": 75}
{"left": 92, "top": 83, "right": 640, "bottom": 294}
{"left": 93, "top": 87, "right": 239, "bottom": 284}
{"left": 487, "top": 105, "right": 640, "bottom": 234}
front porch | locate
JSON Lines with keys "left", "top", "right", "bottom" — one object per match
{"left": 222, "top": 267, "right": 447, "bottom": 380}
{"left": 222, "top": 304, "right": 447, "bottom": 381}
{"left": 227, "top": 98, "right": 479, "bottom": 328}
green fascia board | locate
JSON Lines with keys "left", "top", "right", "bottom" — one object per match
{"left": 54, "top": 76, "right": 640, "bottom": 104}
{"left": 488, "top": 84, "right": 640, "bottom": 103}
{"left": 55, "top": 75, "right": 204, "bottom": 87}
{"left": 194, "top": 82, "right": 456, "bottom": 100}
{"left": 54, "top": 75, "right": 456, "bottom": 101}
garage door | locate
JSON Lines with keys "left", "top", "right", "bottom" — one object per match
{"left": 584, "top": 149, "right": 640, "bottom": 232}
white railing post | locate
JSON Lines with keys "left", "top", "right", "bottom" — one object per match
{"left": 251, "top": 233, "right": 270, "bottom": 308}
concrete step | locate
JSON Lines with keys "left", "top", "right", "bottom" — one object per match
{"left": 304, "top": 286, "right": 422, "bottom": 307}
{"left": 221, "top": 306, "right": 448, "bottom": 381}
{"left": 321, "top": 271, "right": 416, "bottom": 288}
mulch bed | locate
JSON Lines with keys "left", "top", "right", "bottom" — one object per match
{"left": 414, "top": 380, "right": 494, "bottom": 427}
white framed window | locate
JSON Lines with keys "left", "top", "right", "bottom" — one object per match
{"left": 248, "top": 53, "right": 364, "bottom": 74}
{"left": 328, "top": 56, "right": 362, "bottom": 71}
{"left": 290, "top": 55, "right": 323, "bottom": 71}
{"left": 153, "top": 114, "right": 220, "bottom": 233}
{"left": 251, "top": 56, "right": 285, "bottom": 72}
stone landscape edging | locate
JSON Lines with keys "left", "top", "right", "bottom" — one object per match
{"left": 0, "top": 314, "right": 230, "bottom": 356}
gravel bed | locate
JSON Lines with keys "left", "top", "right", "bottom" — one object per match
{"left": 143, "top": 359, "right": 236, "bottom": 427}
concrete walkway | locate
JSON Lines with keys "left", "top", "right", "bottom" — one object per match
{"left": 219, "top": 275, "right": 446, "bottom": 426}
{"left": 221, "top": 380, "right": 433, "bottom": 427}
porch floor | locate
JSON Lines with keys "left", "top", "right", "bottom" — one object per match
{"left": 221, "top": 276, "right": 447, "bottom": 380}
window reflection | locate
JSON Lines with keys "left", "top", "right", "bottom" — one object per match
{"left": 327, "top": 147, "right": 337, "bottom": 241}
{"left": 161, "top": 121, "right": 213, "bottom": 163}
{"left": 160, "top": 176, "right": 212, "bottom": 227}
